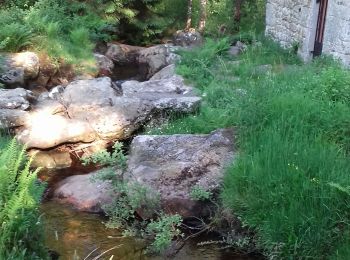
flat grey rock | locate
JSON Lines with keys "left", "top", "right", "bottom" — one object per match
{"left": 125, "top": 129, "right": 236, "bottom": 218}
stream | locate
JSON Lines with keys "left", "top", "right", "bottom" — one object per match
{"left": 35, "top": 58, "right": 260, "bottom": 260}
{"left": 39, "top": 167, "right": 259, "bottom": 260}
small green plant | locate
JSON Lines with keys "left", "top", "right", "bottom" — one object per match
{"left": 82, "top": 142, "right": 126, "bottom": 169}
{"left": 145, "top": 213, "right": 183, "bottom": 254}
{"left": 104, "top": 181, "right": 160, "bottom": 229}
{"left": 190, "top": 185, "right": 212, "bottom": 201}
{"left": 81, "top": 142, "right": 182, "bottom": 254}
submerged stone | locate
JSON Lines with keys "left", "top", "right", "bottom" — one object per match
{"left": 53, "top": 170, "right": 115, "bottom": 213}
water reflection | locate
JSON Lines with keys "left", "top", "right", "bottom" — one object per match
{"left": 42, "top": 201, "right": 146, "bottom": 260}
{"left": 42, "top": 201, "right": 258, "bottom": 260}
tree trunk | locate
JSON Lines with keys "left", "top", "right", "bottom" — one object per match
{"left": 185, "top": 0, "right": 193, "bottom": 30}
{"left": 198, "top": 0, "right": 207, "bottom": 33}
{"left": 234, "top": 0, "right": 243, "bottom": 23}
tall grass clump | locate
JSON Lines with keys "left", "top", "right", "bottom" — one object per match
{"left": 221, "top": 54, "right": 350, "bottom": 258}
{"left": 152, "top": 37, "right": 350, "bottom": 259}
{"left": 0, "top": 139, "right": 47, "bottom": 259}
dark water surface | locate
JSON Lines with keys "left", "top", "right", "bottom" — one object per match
{"left": 40, "top": 166, "right": 259, "bottom": 260}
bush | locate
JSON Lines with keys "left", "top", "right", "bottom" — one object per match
{"left": 145, "top": 214, "right": 182, "bottom": 254}
{"left": 0, "top": 0, "right": 176, "bottom": 60}
{"left": 0, "top": 139, "right": 47, "bottom": 259}
{"left": 82, "top": 142, "right": 183, "bottom": 254}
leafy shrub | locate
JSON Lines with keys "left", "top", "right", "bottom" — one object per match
{"left": 190, "top": 185, "right": 212, "bottom": 201}
{"left": 0, "top": 139, "right": 47, "bottom": 259}
{"left": 0, "top": 0, "right": 176, "bottom": 59}
{"left": 145, "top": 214, "right": 182, "bottom": 254}
{"left": 314, "top": 66, "right": 350, "bottom": 103}
{"left": 82, "top": 142, "right": 126, "bottom": 169}
{"left": 0, "top": 23, "right": 34, "bottom": 52}
{"left": 81, "top": 142, "right": 183, "bottom": 254}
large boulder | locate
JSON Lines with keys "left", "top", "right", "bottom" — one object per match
{"left": 50, "top": 129, "right": 235, "bottom": 217}
{"left": 0, "top": 74, "right": 201, "bottom": 151}
{"left": 16, "top": 115, "right": 96, "bottom": 149}
{"left": 0, "top": 88, "right": 35, "bottom": 128}
{"left": 94, "top": 53, "right": 114, "bottom": 77}
{"left": 125, "top": 129, "right": 236, "bottom": 218}
{"left": 0, "top": 88, "right": 35, "bottom": 110}
{"left": 105, "top": 43, "right": 144, "bottom": 65}
{"left": 67, "top": 98, "right": 154, "bottom": 140}
{"left": 149, "top": 64, "right": 175, "bottom": 81}
{"left": 60, "top": 77, "right": 118, "bottom": 107}
{"left": 60, "top": 77, "right": 154, "bottom": 140}
{"left": 121, "top": 75, "right": 200, "bottom": 114}
{"left": 15, "top": 79, "right": 117, "bottom": 149}
{"left": 53, "top": 171, "right": 114, "bottom": 213}
{"left": 173, "top": 30, "right": 204, "bottom": 47}
{"left": 0, "top": 52, "right": 40, "bottom": 86}
{"left": 122, "top": 75, "right": 193, "bottom": 96}
{"left": 137, "top": 44, "right": 180, "bottom": 79}
{"left": 0, "top": 109, "right": 29, "bottom": 128}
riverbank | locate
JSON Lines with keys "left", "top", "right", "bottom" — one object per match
{"left": 2, "top": 33, "right": 350, "bottom": 259}
{"left": 1, "top": 35, "right": 255, "bottom": 259}
{"left": 150, "top": 38, "right": 350, "bottom": 259}
{"left": 41, "top": 185, "right": 259, "bottom": 260}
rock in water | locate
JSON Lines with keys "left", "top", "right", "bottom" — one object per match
{"left": 29, "top": 150, "right": 73, "bottom": 169}
{"left": 51, "top": 129, "right": 235, "bottom": 218}
{"left": 53, "top": 170, "right": 115, "bottom": 213}
{"left": 125, "top": 129, "right": 236, "bottom": 218}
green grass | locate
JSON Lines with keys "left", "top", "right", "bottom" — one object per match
{"left": 149, "top": 38, "right": 350, "bottom": 259}
{"left": 0, "top": 0, "right": 109, "bottom": 72}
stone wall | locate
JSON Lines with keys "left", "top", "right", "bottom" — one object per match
{"left": 265, "top": 0, "right": 350, "bottom": 66}
{"left": 323, "top": 1, "right": 350, "bottom": 66}
{"left": 265, "top": 0, "right": 315, "bottom": 61}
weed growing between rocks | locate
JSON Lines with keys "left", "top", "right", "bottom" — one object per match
{"left": 186, "top": 185, "right": 258, "bottom": 255}
{"left": 149, "top": 37, "right": 350, "bottom": 259}
{"left": 81, "top": 142, "right": 183, "bottom": 255}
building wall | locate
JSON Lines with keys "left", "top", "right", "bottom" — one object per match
{"left": 265, "top": 0, "right": 315, "bottom": 61}
{"left": 265, "top": 0, "right": 350, "bottom": 66}
{"left": 323, "top": 1, "right": 350, "bottom": 66}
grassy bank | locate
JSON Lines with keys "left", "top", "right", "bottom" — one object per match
{"left": 150, "top": 38, "right": 350, "bottom": 259}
